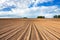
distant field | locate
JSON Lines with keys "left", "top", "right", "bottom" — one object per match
{"left": 0, "top": 18, "right": 60, "bottom": 40}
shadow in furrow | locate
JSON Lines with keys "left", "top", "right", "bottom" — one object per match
{"left": 34, "top": 24, "right": 43, "bottom": 40}
{"left": 29, "top": 24, "right": 39, "bottom": 40}
{"left": 17, "top": 24, "right": 30, "bottom": 40}
{"left": 29, "top": 25, "right": 32, "bottom": 40}
{"left": 0, "top": 23, "right": 28, "bottom": 40}
{"left": 7, "top": 23, "right": 29, "bottom": 40}
{"left": 45, "top": 29, "right": 60, "bottom": 40}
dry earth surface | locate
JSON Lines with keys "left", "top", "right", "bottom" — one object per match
{"left": 0, "top": 18, "right": 60, "bottom": 40}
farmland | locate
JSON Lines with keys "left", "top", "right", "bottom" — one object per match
{"left": 0, "top": 18, "right": 60, "bottom": 40}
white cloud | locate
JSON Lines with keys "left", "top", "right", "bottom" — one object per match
{"left": 0, "top": 0, "right": 6, "bottom": 3}
{"left": 0, "top": 5, "right": 60, "bottom": 18}
{"left": 0, "top": 0, "right": 53, "bottom": 9}
{"left": 31, "top": 0, "right": 53, "bottom": 7}
{"left": 0, "top": 0, "right": 60, "bottom": 18}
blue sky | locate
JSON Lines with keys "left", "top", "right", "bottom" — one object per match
{"left": 0, "top": 0, "right": 60, "bottom": 18}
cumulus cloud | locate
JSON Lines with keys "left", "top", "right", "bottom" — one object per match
{"left": 0, "top": 0, "right": 60, "bottom": 18}
{"left": 31, "top": 0, "right": 53, "bottom": 7}
{"left": 0, "top": 6, "right": 60, "bottom": 18}
{"left": 0, "top": 0, "right": 53, "bottom": 9}
{"left": 29, "top": 6, "right": 60, "bottom": 18}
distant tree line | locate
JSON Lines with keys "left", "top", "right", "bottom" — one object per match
{"left": 23, "top": 17, "right": 28, "bottom": 19}
{"left": 22, "top": 15, "right": 60, "bottom": 18}
{"left": 37, "top": 15, "right": 60, "bottom": 18}
{"left": 54, "top": 15, "right": 60, "bottom": 18}
{"left": 37, "top": 16, "right": 45, "bottom": 18}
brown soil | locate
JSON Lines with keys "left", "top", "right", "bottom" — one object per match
{"left": 0, "top": 18, "right": 60, "bottom": 40}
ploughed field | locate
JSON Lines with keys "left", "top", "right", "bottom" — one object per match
{"left": 0, "top": 18, "right": 60, "bottom": 40}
